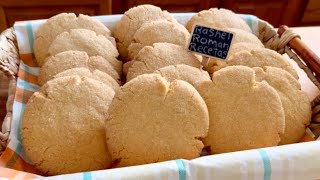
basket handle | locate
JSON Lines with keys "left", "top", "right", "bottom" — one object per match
{"left": 278, "top": 25, "right": 320, "bottom": 78}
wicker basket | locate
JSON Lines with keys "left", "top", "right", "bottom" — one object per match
{"left": 0, "top": 18, "right": 320, "bottom": 156}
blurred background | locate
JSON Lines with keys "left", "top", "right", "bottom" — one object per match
{"left": 0, "top": 0, "right": 319, "bottom": 33}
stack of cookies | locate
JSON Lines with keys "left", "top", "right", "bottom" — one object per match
{"left": 21, "top": 4, "right": 312, "bottom": 175}
{"left": 22, "top": 13, "right": 122, "bottom": 175}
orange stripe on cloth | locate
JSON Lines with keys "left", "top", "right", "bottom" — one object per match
{"left": 0, "top": 148, "right": 41, "bottom": 176}
{"left": 299, "top": 132, "right": 315, "bottom": 142}
{"left": 14, "top": 87, "right": 35, "bottom": 104}
{"left": 17, "top": 69, "right": 38, "bottom": 86}
{"left": 0, "top": 147, "right": 15, "bottom": 167}
{"left": 20, "top": 54, "right": 38, "bottom": 67}
{"left": 12, "top": 155, "right": 42, "bottom": 175}
{"left": 0, "top": 167, "right": 38, "bottom": 179}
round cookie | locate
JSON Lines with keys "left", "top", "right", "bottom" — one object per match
{"left": 226, "top": 48, "right": 299, "bottom": 79}
{"left": 48, "top": 29, "right": 122, "bottom": 74}
{"left": 127, "top": 20, "right": 190, "bottom": 60}
{"left": 38, "top": 51, "right": 121, "bottom": 86}
{"left": 54, "top": 68, "right": 120, "bottom": 91}
{"left": 154, "top": 64, "right": 210, "bottom": 87}
{"left": 34, "top": 13, "right": 115, "bottom": 66}
{"left": 126, "top": 43, "right": 202, "bottom": 81}
{"left": 205, "top": 42, "right": 261, "bottom": 73}
{"left": 254, "top": 67, "right": 311, "bottom": 144}
{"left": 106, "top": 74, "right": 209, "bottom": 167}
{"left": 197, "top": 66, "right": 285, "bottom": 154}
{"left": 114, "top": 4, "right": 177, "bottom": 59}
{"left": 22, "top": 76, "right": 115, "bottom": 175}
{"left": 186, "top": 8, "right": 251, "bottom": 33}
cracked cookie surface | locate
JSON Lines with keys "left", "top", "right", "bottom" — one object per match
{"left": 126, "top": 43, "right": 202, "bottom": 81}
{"left": 114, "top": 4, "right": 176, "bottom": 60}
{"left": 34, "top": 13, "right": 114, "bottom": 66}
{"left": 38, "top": 51, "right": 121, "bottom": 86}
{"left": 106, "top": 74, "right": 209, "bottom": 167}
{"left": 197, "top": 66, "right": 285, "bottom": 154}
{"left": 22, "top": 76, "right": 115, "bottom": 175}
{"left": 254, "top": 67, "right": 311, "bottom": 144}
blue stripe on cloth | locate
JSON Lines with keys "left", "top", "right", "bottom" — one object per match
{"left": 17, "top": 103, "right": 25, "bottom": 142}
{"left": 83, "top": 172, "right": 92, "bottom": 180}
{"left": 20, "top": 61, "right": 40, "bottom": 76}
{"left": 257, "top": 149, "right": 271, "bottom": 180}
{"left": 17, "top": 79, "right": 39, "bottom": 92}
{"left": 26, "top": 22, "right": 34, "bottom": 53}
{"left": 239, "top": 14, "right": 254, "bottom": 31}
{"left": 175, "top": 159, "right": 186, "bottom": 180}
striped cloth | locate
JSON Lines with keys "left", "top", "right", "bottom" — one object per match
{"left": 0, "top": 14, "right": 319, "bottom": 179}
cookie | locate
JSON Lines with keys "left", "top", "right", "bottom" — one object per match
{"left": 48, "top": 29, "right": 122, "bottom": 74}
{"left": 126, "top": 43, "right": 202, "bottom": 81}
{"left": 254, "top": 67, "right": 311, "bottom": 144}
{"left": 227, "top": 48, "right": 299, "bottom": 79}
{"left": 197, "top": 66, "right": 285, "bottom": 154}
{"left": 22, "top": 76, "right": 115, "bottom": 175}
{"left": 54, "top": 68, "right": 120, "bottom": 91}
{"left": 154, "top": 64, "right": 210, "bottom": 87}
{"left": 105, "top": 74, "right": 209, "bottom": 167}
{"left": 127, "top": 20, "right": 190, "bottom": 59}
{"left": 205, "top": 42, "right": 261, "bottom": 73}
{"left": 34, "top": 13, "right": 115, "bottom": 66}
{"left": 38, "top": 51, "right": 121, "bottom": 86}
{"left": 186, "top": 8, "right": 251, "bottom": 33}
{"left": 123, "top": 61, "right": 135, "bottom": 76}
{"left": 114, "top": 4, "right": 177, "bottom": 60}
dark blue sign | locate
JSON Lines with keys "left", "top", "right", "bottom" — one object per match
{"left": 188, "top": 25, "right": 234, "bottom": 60}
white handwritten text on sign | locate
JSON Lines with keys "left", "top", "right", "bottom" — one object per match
{"left": 188, "top": 25, "right": 234, "bottom": 60}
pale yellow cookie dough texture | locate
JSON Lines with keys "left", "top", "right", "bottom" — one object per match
{"left": 254, "top": 67, "right": 311, "bottom": 144}
{"left": 186, "top": 8, "right": 251, "bottom": 32}
{"left": 205, "top": 42, "right": 261, "bottom": 73}
{"left": 204, "top": 28, "right": 265, "bottom": 74}
{"left": 38, "top": 51, "right": 120, "bottom": 86}
{"left": 48, "top": 29, "right": 122, "bottom": 74}
{"left": 22, "top": 76, "right": 115, "bottom": 175}
{"left": 127, "top": 20, "right": 190, "bottom": 59}
{"left": 34, "top": 13, "right": 114, "bottom": 66}
{"left": 197, "top": 66, "right": 285, "bottom": 154}
{"left": 227, "top": 48, "right": 299, "bottom": 79}
{"left": 114, "top": 4, "right": 177, "bottom": 60}
{"left": 105, "top": 74, "right": 209, "bottom": 167}
{"left": 126, "top": 43, "right": 202, "bottom": 81}
{"left": 154, "top": 64, "right": 211, "bottom": 87}
{"left": 54, "top": 68, "right": 120, "bottom": 91}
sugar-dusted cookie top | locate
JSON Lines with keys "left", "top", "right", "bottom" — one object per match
{"left": 48, "top": 29, "right": 122, "bottom": 74}
{"left": 106, "top": 74, "right": 209, "bottom": 167}
{"left": 34, "top": 13, "right": 114, "bottom": 66}
{"left": 54, "top": 68, "right": 120, "bottom": 91}
{"left": 126, "top": 43, "right": 201, "bottom": 81}
{"left": 254, "top": 67, "right": 311, "bottom": 144}
{"left": 186, "top": 8, "right": 251, "bottom": 33}
{"left": 114, "top": 4, "right": 177, "bottom": 60}
{"left": 22, "top": 76, "right": 115, "bottom": 175}
{"left": 154, "top": 64, "right": 210, "bottom": 87}
{"left": 127, "top": 20, "right": 189, "bottom": 59}
{"left": 197, "top": 66, "right": 285, "bottom": 154}
{"left": 227, "top": 48, "right": 299, "bottom": 79}
{"left": 38, "top": 51, "right": 120, "bottom": 86}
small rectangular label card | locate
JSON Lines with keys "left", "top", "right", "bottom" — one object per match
{"left": 188, "top": 24, "right": 234, "bottom": 62}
